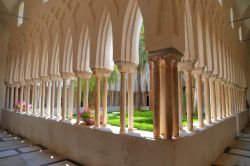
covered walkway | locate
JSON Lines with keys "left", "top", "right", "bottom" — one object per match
{"left": 214, "top": 123, "right": 250, "bottom": 166}
{"left": 0, "top": 130, "right": 79, "bottom": 166}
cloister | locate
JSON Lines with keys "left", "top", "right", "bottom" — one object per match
{"left": 0, "top": 0, "right": 249, "bottom": 166}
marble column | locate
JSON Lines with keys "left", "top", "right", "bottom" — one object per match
{"left": 183, "top": 66, "right": 193, "bottom": 131}
{"left": 149, "top": 61, "right": 154, "bottom": 111}
{"left": 128, "top": 73, "right": 134, "bottom": 132}
{"left": 10, "top": 86, "right": 14, "bottom": 110}
{"left": 40, "top": 81, "right": 46, "bottom": 117}
{"left": 171, "top": 59, "right": 179, "bottom": 138}
{"left": 57, "top": 81, "right": 62, "bottom": 118}
{"left": 68, "top": 80, "right": 74, "bottom": 120}
{"left": 102, "top": 76, "right": 108, "bottom": 127}
{"left": 26, "top": 84, "right": 30, "bottom": 113}
{"left": 152, "top": 59, "right": 160, "bottom": 138}
{"left": 215, "top": 79, "right": 222, "bottom": 119}
{"left": 221, "top": 82, "right": 226, "bottom": 118}
{"left": 51, "top": 81, "right": 56, "bottom": 118}
{"left": 46, "top": 81, "right": 52, "bottom": 117}
{"left": 178, "top": 70, "right": 183, "bottom": 129}
{"left": 193, "top": 70, "right": 203, "bottom": 128}
{"left": 224, "top": 83, "right": 229, "bottom": 117}
{"left": 20, "top": 86, "right": 24, "bottom": 111}
{"left": 76, "top": 77, "right": 82, "bottom": 123}
{"left": 209, "top": 76, "right": 216, "bottom": 121}
{"left": 32, "top": 82, "right": 37, "bottom": 114}
{"left": 62, "top": 79, "right": 67, "bottom": 120}
{"left": 120, "top": 72, "right": 126, "bottom": 133}
{"left": 95, "top": 76, "right": 101, "bottom": 128}
{"left": 84, "top": 79, "right": 89, "bottom": 109}
{"left": 202, "top": 73, "right": 211, "bottom": 124}
{"left": 14, "top": 86, "right": 19, "bottom": 108}
{"left": 5, "top": 85, "right": 9, "bottom": 109}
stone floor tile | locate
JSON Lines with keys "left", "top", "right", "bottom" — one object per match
{"left": 0, "top": 149, "right": 18, "bottom": 158}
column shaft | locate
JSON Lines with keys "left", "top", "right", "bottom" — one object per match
{"left": 178, "top": 71, "right": 183, "bottom": 128}
{"left": 5, "top": 86, "right": 9, "bottom": 109}
{"left": 203, "top": 76, "right": 211, "bottom": 124}
{"left": 68, "top": 80, "right": 74, "bottom": 120}
{"left": 184, "top": 70, "right": 193, "bottom": 131}
{"left": 57, "top": 81, "right": 62, "bottom": 118}
{"left": 221, "top": 83, "right": 226, "bottom": 118}
{"left": 10, "top": 87, "right": 14, "bottom": 109}
{"left": 95, "top": 76, "right": 101, "bottom": 128}
{"left": 216, "top": 81, "right": 222, "bottom": 119}
{"left": 128, "top": 73, "right": 134, "bottom": 132}
{"left": 76, "top": 78, "right": 82, "bottom": 123}
{"left": 102, "top": 76, "right": 108, "bottom": 127}
{"left": 32, "top": 83, "right": 37, "bottom": 114}
{"left": 51, "top": 81, "right": 55, "bottom": 118}
{"left": 41, "top": 82, "right": 46, "bottom": 117}
{"left": 120, "top": 73, "right": 126, "bottom": 133}
{"left": 84, "top": 79, "right": 89, "bottom": 108}
{"left": 171, "top": 60, "right": 179, "bottom": 138}
{"left": 26, "top": 85, "right": 30, "bottom": 113}
{"left": 62, "top": 79, "right": 67, "bottom": 120}
{"left": 195, "top": 73, "right": 203, "bottom": 127}
{"left": 153, "top": 60, "right": 161, "bottom": 138}
{"left": 149, "top": 62, "right": 154, "bottom": 111}
{"left": 46, "top": 82, "right": 52, "bottom": 117}
{"left": 209, "top": 79, "right": 216, "bottom": 121}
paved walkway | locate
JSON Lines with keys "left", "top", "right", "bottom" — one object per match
{"left": 0, "top": 130, "right": 80, "bottom": 166}
{"left": 213, "top": 123, "right": 250, "bottom": 166}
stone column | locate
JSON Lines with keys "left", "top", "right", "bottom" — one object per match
{"left": 183, "top": 63, "right": 193, "bottom": 131}
{"left": 202, "top": 73, "right": 211, "bottom": 124}
{"left": 151, "top": 58, "right": 161, "bottom": 138}
{"left": 215, "top": 79, "right": 222, "bottom": 119}
{"left": 171, "top": 58, "right": 179, "bottom": 138}
{"left": 221, "top": 81, "right": 226, "bottom": 118}
{"left": 193, "top": 69, "right": 203, "bottom": 128}
{"left": 102, "top": 76, "right": 108, "bottom": 127}
{"left": 76, "top": 77, "right": 82, "bottom": 123}
{"left": 14, "top": 86, "right": 19, "bottom": 107}
{"left": 224, "top": 83, "right": 229, "bottom": 117}
{"left": 128, "top": 73, "right": 134, "bottom": 132}
{"left": 46, "top": 81, "right": 52, "bottom": 117}
{"left": 84, "top": 79, "right": 89, "bottom": 109}
{"left": 95, "top": 75, "right": 101, "bottom": 128}
{"left": 57, "top": 81, "right": 62, "bottom": 118}
{"left": 20, "top": 85, "right": 24, "bottom": 111}
{"left": 62, "top": 79, "right": 67, "bottom": 120}
{"left": 40, "top": 81, "right": 46, "bottom": 117}
{"left": 26, "top": 84, "right": 30, "bottom": 113}
{"left": 209, "top": 76, "right": 216, "bottom": 121}
{"left": 228, "top": 84, "right": 232, "bottom": 115}
{"left": 51, "top": 81, "right": 56, "bottom": 118}
{"left": 68, "top": 80, "right": 74, "bottom": 120}
{"left": 10, "top": 86, "right": 14, "bottom": 110}
{"left": 32, "top": 82, "right": 37, "bottom": 114}
{"left": 177, "top": 69, "right": 183, "bottom": 129}
{"left": 120, "top": 72, "right": 126, "bottom": 133}
{"left": 5, "top": 85, "right": 9, "bottom": 109}
{"left": 149, "top": 61, "right": 154, "bottom": 111}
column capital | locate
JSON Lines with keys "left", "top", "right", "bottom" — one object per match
{"left": 192, "top": 67, "right": 203, "bottom": 76}
{"left": 202, "top": 71, "right": 211, "bottom": 79}
{"left": 61, "top": 72, "right": 75, "bottom": 80}
{"left": 50, "top": 75, "right": 62, "bottom": 81}
{"left": 24, "top": 79, "right": 32, "bottom": 85}
{"left": 93, "top": 68, "right": 112, "bottom": 77}
{"left": 209, "top": 74, "right": 217, "bottom": 82}
{"left": 40, "top": 76, "right": 50, "bottom": 82}
{"left": 116, "top": 61, "right": 137, "bottom": 74}
{"left": 75, "top": 71, "right": 92, "bottom": 79}
{"left": 178, "top": 61, "right": 194, "bottom": 71}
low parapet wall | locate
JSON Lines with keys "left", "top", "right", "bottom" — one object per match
{"left": 0, "top": 109, "right": 248, "bottom": 166}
